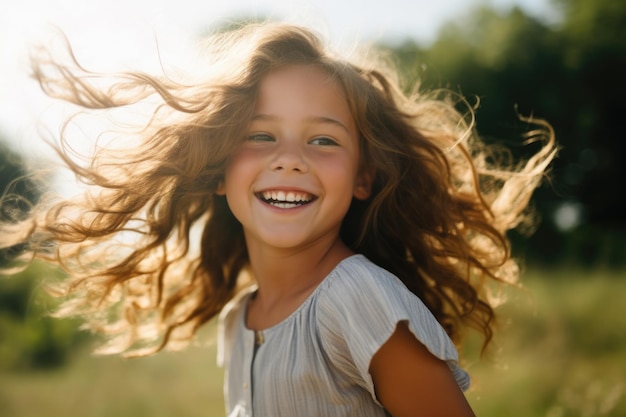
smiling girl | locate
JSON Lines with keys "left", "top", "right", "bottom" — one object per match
{"left": 0, "top": 22, "right": 556, "bottom": 416}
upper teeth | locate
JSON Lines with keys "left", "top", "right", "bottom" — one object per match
{"left": 262, "top": 190, "right": 311, "bottom": 203}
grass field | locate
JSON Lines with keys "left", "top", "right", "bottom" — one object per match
{"left": 1, "top": 267, "right": 625, "bottom": 417}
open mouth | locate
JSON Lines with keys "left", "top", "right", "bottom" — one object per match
{"left": 257, "top": 190, "right": 316, "bottom": 209}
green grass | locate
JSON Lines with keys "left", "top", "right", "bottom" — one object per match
{"left": 465, "top": 267, "right": 626, "bottom": 417}
{"left": 0, "top": 340, "right": 225, "bottom": 417}
{"left": 1, "top": 267, "right": 625, "bottom": 417}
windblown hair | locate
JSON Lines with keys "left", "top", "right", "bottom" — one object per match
{"left": 0, "top": 22, "right": 556, "bottom": 356}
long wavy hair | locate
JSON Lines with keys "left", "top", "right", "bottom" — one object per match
{"left": 0, "top": 22, "right": 556, "bottom": 356}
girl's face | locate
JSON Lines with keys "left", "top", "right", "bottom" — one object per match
{"left": 219, "top": 65, "right": 371, "bottom": 253}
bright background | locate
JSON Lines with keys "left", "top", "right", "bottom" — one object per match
{"left": 0, "top": 0, "right": 555, "bottom": 158}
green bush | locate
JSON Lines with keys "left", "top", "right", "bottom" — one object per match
{"left": 0, "top": 263, "right": 89, "bottom": 371}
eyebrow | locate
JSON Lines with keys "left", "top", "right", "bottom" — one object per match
{"left": 251, "top": 114, "right": 351, "bottom": 134}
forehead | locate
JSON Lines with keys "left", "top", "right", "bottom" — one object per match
{"left": 258, "top": 64, "right": 339, "bottom": 88}
{"left": 254, "top": 65, "right": 353, "bottom": 124}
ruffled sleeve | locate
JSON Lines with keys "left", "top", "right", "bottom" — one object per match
{"left": 316, "top": 255, "right": 470, "bottom": 405}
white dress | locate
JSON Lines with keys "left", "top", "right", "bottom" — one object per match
{"left": 217, "top": 254, "right": 470, "bottom": 417}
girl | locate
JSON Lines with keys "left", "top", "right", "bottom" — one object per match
{"left": 1, "top": 22, "right": 556, "bottom": 416}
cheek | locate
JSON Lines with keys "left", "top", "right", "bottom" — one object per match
{"left": 317, "top": 156, "right": 361, "bottom": 202}
{"left": 317, "top": 152, "right": 359, "bottom": 179}
{"left": 224, "top": 151, "right": 257, "bottom": 187}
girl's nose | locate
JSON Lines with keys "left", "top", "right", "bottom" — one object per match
{"left": 269, "top": 142, "right": 309, "bottom": 173}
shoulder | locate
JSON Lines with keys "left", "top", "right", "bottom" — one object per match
{"left": 320, "top": 254, "right": 406, "bottom": 294}
{"left": 217, "top": 285, "right": 255, "bottom": 367}
{"left": 313, "top": 254, "right": 421, "bottom": 352}
{"left": 314, "top": 254, "right": 470, "bottom": 391}
{"left": 316, "top": 254, "right": 417, "bottom": 316}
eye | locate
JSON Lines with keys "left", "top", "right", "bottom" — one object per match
{"left": 309, "top": 136, "right": 339, "bottom": 146}
{"left": 247, "top": 133, "right": 275, "bottom": 142}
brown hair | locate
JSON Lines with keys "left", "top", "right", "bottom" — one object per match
{"left": 0, "top": 22, "right": 556, "bottom": 356}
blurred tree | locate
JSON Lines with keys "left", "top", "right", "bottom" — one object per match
{"left": 553, "top": 0, "right": 626, "bottom": 227}
{"left": 0, "top": 137, "right": 41, "bottom": 265}
{"left": 0, "top": 262, "right": 89, "bottom": 371}
{"left": 385, "top": 0, "right": 626, "bottom": 266}
{"left": 0, "top": 138, "right": 88, "bottom": 370}
{"left": 0, "top": 263, "right": 84, "bottom": 371}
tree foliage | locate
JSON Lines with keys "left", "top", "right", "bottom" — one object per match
{"left": 0, "top": 138, "right": 88, "bottom": 370}
{"left": 0, "top": 138, "right": 42, "bottom": 265}
{"left": 0, "top": 263, "right": 87, "bottom": 371}
{"left": 385, "top": 0, "right": 626, "bottom": 266}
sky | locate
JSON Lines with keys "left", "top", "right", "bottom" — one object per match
{"left": 0, "top": 0, "right": 556, "bottom": 162}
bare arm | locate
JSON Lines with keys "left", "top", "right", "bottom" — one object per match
{"left": 369, "top": 321, "right": 476, "bottom": 417}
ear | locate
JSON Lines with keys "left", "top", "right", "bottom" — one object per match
{"left": 353, "top": 170, "right": 372, "bottom": 200}
{"left": 215, "top": 179, "right": 226, "bottom": 196}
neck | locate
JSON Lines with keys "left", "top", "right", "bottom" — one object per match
{"left": 246, "top": 237, "right": 353, "bottom": 305}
